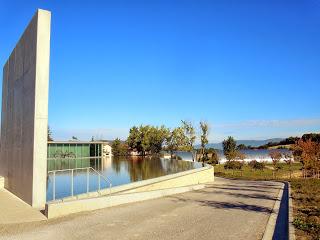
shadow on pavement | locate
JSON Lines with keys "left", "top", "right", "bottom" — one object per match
{"left": 169, "top": 195, "right": 273, "bottom": 215}
{"left": 196, "top": 200, "right": 273, "bottom": 214}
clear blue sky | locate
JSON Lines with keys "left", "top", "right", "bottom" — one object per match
{"left": 1, "top": 0, "right": 319, "bottom": 142}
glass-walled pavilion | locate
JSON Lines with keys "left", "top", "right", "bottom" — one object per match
{"left": 47, "top": 141, "right": 103, "bottom": 171}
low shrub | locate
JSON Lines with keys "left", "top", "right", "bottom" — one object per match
{"left": 248, "top": 160, "right": 265, "bottom": 171}
{"left": 224, "top": 160, "right": 243, "bottom": 170}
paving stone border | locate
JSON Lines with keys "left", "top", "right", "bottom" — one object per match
{"left": 288, "top": 182, "right": 296, "bottom": 240}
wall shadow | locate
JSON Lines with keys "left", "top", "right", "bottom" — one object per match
{"left": 196, "top": 200, "right": 274, "bottom": 214}
{"left": 169, "top": 195, "right": 273, "bottom": 215}
{"left": 204, "top": 185, "right": 275, "bottom": 193}
{"left": 273, "top": 182, "right": 289, "bottom": 240}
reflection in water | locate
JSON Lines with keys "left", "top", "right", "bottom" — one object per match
{"left": 47, "top": 156, "right": 202, "bottom": 201}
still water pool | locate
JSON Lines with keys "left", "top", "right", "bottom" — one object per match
{"left": 46, "top": 156, "right": 202, "bottom": 201}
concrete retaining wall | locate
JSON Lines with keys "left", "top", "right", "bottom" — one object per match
{"left": 46, "top": 184, "right": 205, "bottom": 219}
{"left": 120, "top": 165, "right": 214, "bottom": 194}
{"left": 46, "top": 166, "right": 214, "bottom": 218}
{"left": 0, "top": 9, "right": 51, "bottom": 208}
{"left": 59, "top": 165, "right": 214, "bottom": 201}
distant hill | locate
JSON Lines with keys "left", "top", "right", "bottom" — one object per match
{"left": 196, "top": 138, "right": 284, "bottom": 150}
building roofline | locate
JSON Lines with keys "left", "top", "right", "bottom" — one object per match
{"left": 48, "top": 141, "right": 110, "bottom": 144}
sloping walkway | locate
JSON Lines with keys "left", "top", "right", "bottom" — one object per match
{"left": 0, "top": 189, "right": 46, "bottom": 225}
{"left": 0, "top": 178, "right": 283, "bottom": 240}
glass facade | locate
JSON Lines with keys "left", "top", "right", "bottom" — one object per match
{"left": 47, "top": 142, "right": 102, "bottom": 171}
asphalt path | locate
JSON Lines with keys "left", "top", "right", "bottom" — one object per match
{"left": 0, "top": 177, "right": 283, "bottom": 240}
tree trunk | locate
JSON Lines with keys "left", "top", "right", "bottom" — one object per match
{"left": 289, "top": 165, "right": 292, "bottom": 179}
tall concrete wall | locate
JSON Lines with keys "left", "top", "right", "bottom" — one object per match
{"left": 0, "top": 9, "right": 51, "bottom": 208}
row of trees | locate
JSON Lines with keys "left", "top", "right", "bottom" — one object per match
{"left": 112, "top": 120, "right": 211, "bottom": 162}
{"left": 222, "top": 134, "right": 320, "bottom": 179}
{"left": 235, "top": 134, "right": 320, "bottom": 150}
{"left": 127, "top": 125, "right": 169, "bottom": 156}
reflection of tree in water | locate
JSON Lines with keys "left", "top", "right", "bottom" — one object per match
{"left": 125, "top": 156, "right": 198, "bottom": 182}
{"left": 162, "top": 158, "right": 196, "bottom": 174}
{"left": 124, "top": 156, "right": 165, "bottom": 182}
{"left": 112, "top": 156, "right": 124, "bottom": 174}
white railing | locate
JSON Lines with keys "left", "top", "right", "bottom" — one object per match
{"left": 48, "top": 167, "right": 112, "bottom": 201}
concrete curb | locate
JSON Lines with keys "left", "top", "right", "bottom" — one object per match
{"left": 262, "top": 182, "right": 285, "bottom": 240}
{"left": 288, "top": 182, "right": 296, "bottom": 240}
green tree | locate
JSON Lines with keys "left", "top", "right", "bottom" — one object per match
{"left": 148, "top": 125, "right": 170, "bottom": 154}
{"left": 127, "top": 126, "right": 143, "bottom": 154}
{"left": 166, "top": 127, "right": 188, "bottom": 158}
{"left": 181, "top": 120, "right": 196, "bottom": 161}
{"left": 139, "top": 125, "right": 151, "bottom": 155}
{"left": 71, "top": 136, "right": 78, "bottom": 141}
{"left": 47, "top": 126, "right": 53, "bottom": 141}
{"left": 236, "top": 144, "right": 248, "bottom": 150}
{"left": 127, "top": 125, "right": 170, "bottom": 156}
{"left": 208, "top": 149, "right": 219, "bottom": 165}
{"left": 248, "top": 160, "right": 265, "bottom": 171}
{"left": 222, "top": 136, "right": 237, "bottom": 161}
{"left": 301, "top": 133, "right": 320, "bottom": 143}
{"left": 112, "top": 138, "right": 127, "bottom": 156}
{"left": 200, "top": 121, "right": 209, "bottom": 163}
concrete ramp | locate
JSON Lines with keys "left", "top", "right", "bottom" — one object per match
{"left": 0, "top": 189, "right": 46, "bottom": 225}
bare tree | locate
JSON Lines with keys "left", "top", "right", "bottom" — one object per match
{"left": 269, "top": 150, "right": 282, "bottom": 179}
{"left": 284, "top": 153, "right": 293, "bottom": 179}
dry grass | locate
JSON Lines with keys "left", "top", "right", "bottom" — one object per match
{"left": 290, "top": 179, "right": 320, "bottom": 240}
{"left": 214, "top": 162, "right": 302, "bottom": 180}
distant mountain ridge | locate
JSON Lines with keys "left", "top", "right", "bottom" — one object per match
{"left": 196, "top": 138, "right": 284, "bottom": 150}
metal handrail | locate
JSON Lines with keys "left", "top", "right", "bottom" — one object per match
{"left": 47, "top": 156, "right": 103, "bottom": 160}
{"left": 90, "top": 167, "right": 112, "bottom": 187}
{"left": 48, "top": 167, "right": 112, "bottom": 201}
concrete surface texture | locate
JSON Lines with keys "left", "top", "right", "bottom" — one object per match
{"left": 0, "top": 189, "right": 46, "bottom": 225}
{"left": 0, "top": 9, "right": 50, "bottom": 208}
{"left": 262, "top": 181, "right": 285, "bottom": 240}
{"left": 46, "top": 184, "right": 206, "bottom": 219}
{"left": 0, "top": 176, "right": 4, "bottom": 189}
{"left": 0, "top": 178, "right": 283, "bottom": 240}
{"left": 121, "top": 165, "right": 214, "bottom": 194}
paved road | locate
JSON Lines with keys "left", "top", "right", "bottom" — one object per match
{"left": 0, "top": 178, "right": 283, "bottom": 240}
